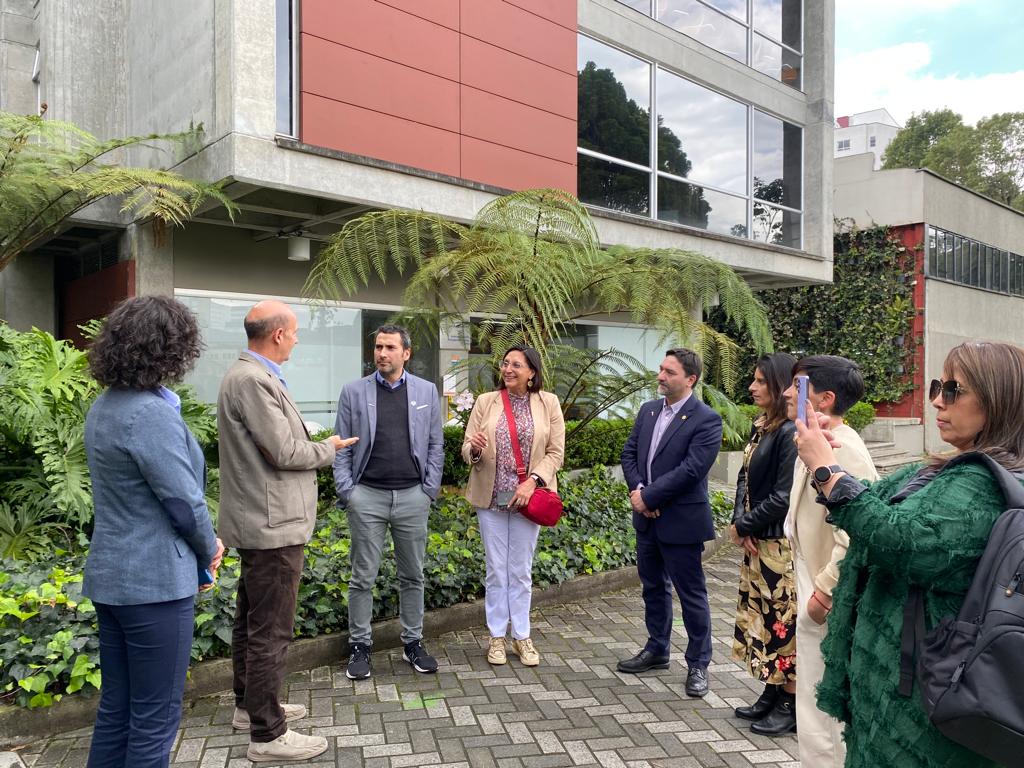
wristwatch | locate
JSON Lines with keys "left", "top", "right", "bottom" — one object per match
{"left": 812, "top": 464, "right": 845, "bottom": 487}
{"left": 529, "top": 472, "right": 545, "bottom": 487}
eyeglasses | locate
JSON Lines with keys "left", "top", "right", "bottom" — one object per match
{"left": 929, "top": 378, "right": 967, "bottom": 405}
{"left": 500, "top": 361, "right": 527, "bottom": 371}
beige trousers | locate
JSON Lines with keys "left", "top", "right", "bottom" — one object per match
{"left": 794, "top": 550, "right": 847, "bottom": 768}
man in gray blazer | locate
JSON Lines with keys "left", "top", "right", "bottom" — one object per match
{"left": 218, "top": 300, "right": 356, "bottom": 764}
{"left": 334, "top": 324, "right": 444, "bottom": 680}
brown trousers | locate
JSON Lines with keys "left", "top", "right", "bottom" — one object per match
{"left": 232, "top": 545, "right": 305, "bottom": 742}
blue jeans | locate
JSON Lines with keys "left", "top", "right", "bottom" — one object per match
{"left": 87, "top": 597, "right": 194, "bottom": 768}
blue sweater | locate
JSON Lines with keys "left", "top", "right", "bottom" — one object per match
{"left": 83, "top": 388, "right": 218, "bottom": 605}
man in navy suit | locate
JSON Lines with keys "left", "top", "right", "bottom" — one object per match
{"left": 619, "top": 348, "right": 723, "bottom": 697}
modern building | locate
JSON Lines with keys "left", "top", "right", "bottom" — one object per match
{"left": 834, "top": 152, "right": 1024, "bottom": 454}
{"left": 834, "top": 108, "right": 900, "bottom": 170}
{"left": 1, "top": 0, "right": 835, "bottom": 421}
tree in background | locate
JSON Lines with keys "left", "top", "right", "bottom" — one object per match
{"left": 0, "top": 109, "right": 234, "bottom": 273}
{"left": 882, "top": 109, "right": 1024, "bottom": 210}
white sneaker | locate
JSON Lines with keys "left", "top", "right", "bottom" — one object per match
{"left": 247, "top": 728, "right": 328, "bottom": 762}
{"left": 512, "top": 637, "right": 540, "bottom": 666}
{"left": 487, "top": 637, "right": 507, "bottom": 665}
{"left": 232, "top": 702, "right": 308, "bottom": 731}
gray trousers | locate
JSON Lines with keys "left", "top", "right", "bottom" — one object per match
{"left": 346, "top": 483, "right": 431, "bottom": 646}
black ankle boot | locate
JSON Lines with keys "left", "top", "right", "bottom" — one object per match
{"left": 750, "top": 690, "right": 797, "bottom": 736}
{"left": 734, "top": 684, "right": 779, "bottom": 721}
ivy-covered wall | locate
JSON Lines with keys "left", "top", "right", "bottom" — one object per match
{"left": 710, "top": 225, "right": 918, "bottom": 405}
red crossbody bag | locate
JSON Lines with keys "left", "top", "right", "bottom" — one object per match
{"left": 500, "top": 389, "right": 563, "bottom": 526}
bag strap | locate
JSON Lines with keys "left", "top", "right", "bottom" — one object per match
{"left": 898, "top": 587, "right": 926, "bottom": 697}
{"left": 946, "top": 451, "right": 1024, "bottom": 509}
{"left": 500, "top": 389, "right": 528, "bottom": 483}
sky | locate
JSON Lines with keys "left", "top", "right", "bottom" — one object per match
{"left": 835, "top": 0, "right": 1024, "bottom": 127}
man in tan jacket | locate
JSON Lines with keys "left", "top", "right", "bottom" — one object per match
{"left": 783, "top": 355, "right": 878, "bottom": 768}
{"left": 218, "top": 300, "right": 356, "bottom": 763}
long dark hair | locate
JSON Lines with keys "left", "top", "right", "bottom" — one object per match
{"left": 756, "top": 352, "right": 797, "bottom": 432}
{"left": 89, "top": 296, "right": 203, "bottom": 389}
{"left": 497, "top": 345, "right": 543, "bottom": 393}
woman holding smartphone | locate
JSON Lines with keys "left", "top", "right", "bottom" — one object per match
{"left": 729, "top": 352, "right": 799, "bottom": 736}
{"left": 461, "top": 345, "right": 565, "bottom": 667}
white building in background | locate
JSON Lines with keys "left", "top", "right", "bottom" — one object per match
{"left": 834, "top": 109, "right": 901, "bottom": 169}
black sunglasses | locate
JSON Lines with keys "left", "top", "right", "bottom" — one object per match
{"left": 929, "top": 378, "right": 966, "bottom": 404}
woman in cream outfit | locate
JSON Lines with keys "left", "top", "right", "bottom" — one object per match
{"left": 462, "top": 345, "right": 565, "bottom": 666}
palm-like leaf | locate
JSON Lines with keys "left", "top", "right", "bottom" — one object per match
{"left": 307, "top": 188, "right": 774, "bottom": 426}
{"left": 0, "top": 110, "right": 235, "bottom": 272}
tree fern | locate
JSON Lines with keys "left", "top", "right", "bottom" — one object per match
{"left": 0, "top": 110, "right": 235, "bottom": 272}
{"left": 307, "top": 188, "right": 774, "bottom": 428}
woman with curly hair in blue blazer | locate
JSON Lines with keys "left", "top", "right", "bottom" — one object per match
{"left": 83, "top": 296, "right": 223, "bottom": 768}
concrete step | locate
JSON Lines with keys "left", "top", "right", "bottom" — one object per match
{"left": 865, "top": 440, "right": 921, "bottom": 475}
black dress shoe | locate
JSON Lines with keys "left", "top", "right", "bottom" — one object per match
{"left": 685, "top": 666, "right": 709, "bottom": 697}
{"left": 750, "top": 692, "right": 797, "bottom": 736}
{"left": 735, "top": 684, "right": 779, "bottom": 720}
{"left": 617, "top": 649, "right": 670, "bottom": 674}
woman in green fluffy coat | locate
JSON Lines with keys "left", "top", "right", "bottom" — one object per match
{"left": 793, "top": 341, "right": 1024, "bottom": 768}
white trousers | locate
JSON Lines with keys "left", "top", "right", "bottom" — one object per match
{"left": 477, "top": 507, "right": 540, "bottom": 640}
{"left": 794, "top": 550, "right": 847, "bottom": 768}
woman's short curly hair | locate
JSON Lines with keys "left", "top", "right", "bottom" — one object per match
{"left": 89, "top": 296, "right": 203, "bottom": 389}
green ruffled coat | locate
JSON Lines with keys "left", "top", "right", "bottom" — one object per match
{"left": 818, "top": 462, "right": 1004, "bottom": 768}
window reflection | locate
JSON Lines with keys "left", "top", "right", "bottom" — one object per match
{"left": 752, "top": 204, "right": 801, "bottom": 248}
{"left": 578, "top": 154, "right": 651, "bottom": 216}
{"left": 698, "top": 0, "right": 747, "bottom": 22}
{"left": 577, "top": 38, "right": 651, "bottom": 166}
{"left": 657, "top": 68, "right": 747, "bottom": 193}
{"left": 926, "top": 226, "right": 1024, "bottom": 296}
{"left": 752, "top": 34, "right": 801, "bottom": 88}
{"left": 656, "top": 0, "right": 747, "bottom": 63}
{"left": 618, "top": 0, "right": 653, "bottom": 12}
{"left": 753, "top": 110, "right": 802, "bottom": 208}
{"left": 658, "top": 177, "right": 747, "bottom": 237}
{"left": 753, "top": 0, "right": 802, "bottom": 51}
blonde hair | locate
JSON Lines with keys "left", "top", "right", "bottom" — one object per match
{"left": 930, "top": 341, "right": 1024, "bottom": 471}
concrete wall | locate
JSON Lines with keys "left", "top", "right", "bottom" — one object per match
{"left": 923, "top": 279, "right": 1024, "bottom": 452}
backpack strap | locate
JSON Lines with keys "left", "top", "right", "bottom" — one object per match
{"left": 946, "top": 451, "right": 1024, "bottom": 509}
{"left": 898, "top": 587, "right": 926, "bottom": 697}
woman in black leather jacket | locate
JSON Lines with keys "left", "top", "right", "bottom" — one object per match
{"left": 729, "top": 352, "right": 799, "bottom": 736}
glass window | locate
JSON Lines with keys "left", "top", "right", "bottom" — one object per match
{"left": 656, "top": 68, "right": 747, "bottom": 193}
{"left": 753, "top": 110, "right": 801, "bottom": 209}
{"left": 837, "top": 139, "right": 850, "bottom": 151}
{"left": 656, "top": 0, "right": 747, "bottom": 63}
{"left": 177, "top": 294, "right": 363, "bottom": 429}
{"left": 752, "top": 34, "right": 802, "bottom": 88}
{"left": 699, "top": 0, "right": 747, "bottom": 22}
{"left": 578, "top": 38, "right": 652, "bottom": 166}
{"left": 753, "top": 0, "right": 802, "bottom": 51}
{"left": 578, "top": 154, "right": 651, "bottom": 216}
{"left": 869, "top": 136, "right": 877, "bottom": 147}
{"left": 752, "top": 202, "right": 801, "bottom": 248}
{"left": 658, "top": 176, "right": 747, "bottom": 237}
{"left": 275, "top": 0, "right": 294, "bottom": 136}
{"left": 617, "top": 0, "right": 653, "bottom": 12}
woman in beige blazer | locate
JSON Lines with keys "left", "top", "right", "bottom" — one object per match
{"left": 462, "top": 345, "right": 565, "bottom": 666}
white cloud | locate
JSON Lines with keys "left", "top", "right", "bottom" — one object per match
{"left": 835, "top": 42, "right": 1024, "bottom": 125}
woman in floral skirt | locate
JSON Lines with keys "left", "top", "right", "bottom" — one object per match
{"left": 730, "top": 352, "right": 799, "bottom": 736}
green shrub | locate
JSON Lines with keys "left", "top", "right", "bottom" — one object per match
{"left": 844, "top": 401, "right": 876, "bottom": 432}
{"left": 563, "top": 419, "right": 632, "bottom": 470}
{"left": 442, "top": 425, "right": 470, "bottom": 487}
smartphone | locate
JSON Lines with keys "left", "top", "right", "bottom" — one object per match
{"left": 199, "top": 568, "right": 215, "bottom": 587}
{"left": 796, "top": 374, "right": 809, "bottom": 424}
{"left": 495, "top": 490, "right": 515, "bottom": 508}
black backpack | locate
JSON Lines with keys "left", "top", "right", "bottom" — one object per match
{"left": 898, "top": 451, "right": 1024, "bottom": 766}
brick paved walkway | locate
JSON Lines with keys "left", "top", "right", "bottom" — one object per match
{"left": 15, "top": 546, "right": 798, "bottom": 767}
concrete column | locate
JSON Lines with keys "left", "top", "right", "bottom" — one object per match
{"left": 801, "top": 0, "right": 836, "bottom": 267}
{"left": 0, "top": 0, "right": 39, "bottom": 114}
{"left": 127, "top": 221, "right": 175, "bottom": 297}
{"left": 0, "top": 254, "right": 56, "bottom": 332}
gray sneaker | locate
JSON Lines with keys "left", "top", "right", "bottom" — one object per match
{"left": 246, "top": 729, "right": 328, "bottom": 763}
{"left": 232, "top": 702, "right": 307, "bottom": 731}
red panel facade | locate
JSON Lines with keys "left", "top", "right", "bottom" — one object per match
{"left": 299, "top": 0, "right": 577, "bottom": 193}
{"left": 874, "top": 223, "right": 927, "bottom": 420}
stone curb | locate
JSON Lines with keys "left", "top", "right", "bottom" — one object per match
{"left": 0, "top": 531, "right": 729, "bottom": 747}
